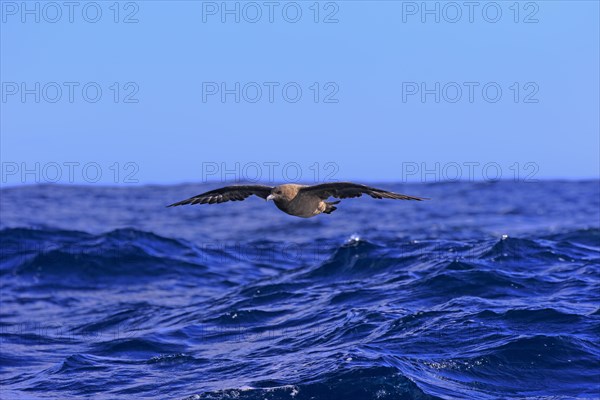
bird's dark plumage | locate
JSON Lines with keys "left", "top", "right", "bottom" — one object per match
{"left": 168, "top": 182, "right": 426, "bottom": 218}
{"left": 299, "top": 182, "right": 426, "bottom": 201}
{"left": 167, "top": 185, "right": 272, "bottom": 207}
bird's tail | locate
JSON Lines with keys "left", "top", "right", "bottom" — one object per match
{"left": 323, "top": 200, "right": 340, "bottom": 214}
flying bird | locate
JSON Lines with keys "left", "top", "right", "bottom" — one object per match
{"left": 167, "top": 182, "right": 427, "bottom": 218}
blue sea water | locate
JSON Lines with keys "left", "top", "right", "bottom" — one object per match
{"left": 0, "top": 181, "right": 599, "bottom": 399}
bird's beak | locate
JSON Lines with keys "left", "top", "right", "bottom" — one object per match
{"left": 266, "top": 194, "right": 275, "bottom": 201}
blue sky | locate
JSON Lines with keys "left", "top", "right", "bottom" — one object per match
{"left": 1, "top": 1, "right": 598, "bottom": 185}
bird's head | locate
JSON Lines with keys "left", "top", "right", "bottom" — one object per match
{"left": 266, "top": 184, "right": 299, "bottom": 203}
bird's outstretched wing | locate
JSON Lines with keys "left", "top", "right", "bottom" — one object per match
{"left": 167, "top": 185, "right": 273, "bottom": 207}
{"left": 299, "top": 182, "right": 427, "bottom": 201}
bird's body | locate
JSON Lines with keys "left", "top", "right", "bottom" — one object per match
{"left": 168, "top": 182, "right": 426, "bottom": 218}
{"left": 269, "top": 184, "right": 337, "bottom": 218}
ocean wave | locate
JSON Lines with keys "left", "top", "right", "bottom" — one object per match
{"left": 183, "top": 366, "right": 443, "bottom": 400}
{"left": 1, "top": 188, "right": 599, "bottom": 400}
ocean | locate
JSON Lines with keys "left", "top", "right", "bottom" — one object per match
{"left": 1, "top": 181, "right": 599, "bottom": 399}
